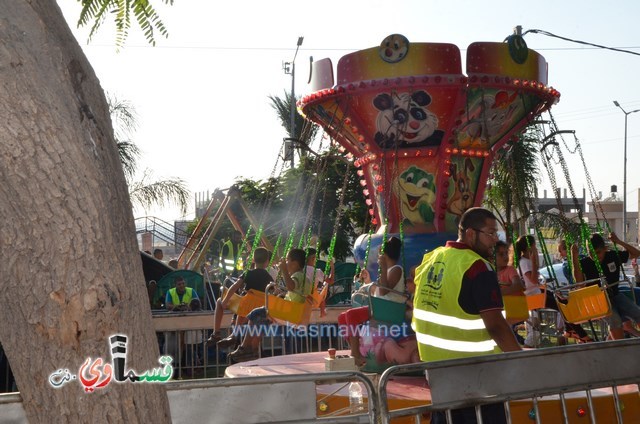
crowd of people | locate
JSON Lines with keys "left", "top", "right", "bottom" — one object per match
{"left": 412, "top": 207, "right": 640, "bottom": 423}
{"left": 151, "top": 232, "right": 336, "bottom": 365}
{"left": 146, "top": 213, "right": 640, "bottom": 422}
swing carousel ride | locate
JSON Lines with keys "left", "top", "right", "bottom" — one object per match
{"left": 299, "top": 32, "right": 559, "bottom": 273}
{"left": 224, "top": 33, "right": 640, "bottom": 422}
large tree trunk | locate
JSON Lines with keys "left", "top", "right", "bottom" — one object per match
{"left": 0, "top": 2, "right": 171, "bottom": 422}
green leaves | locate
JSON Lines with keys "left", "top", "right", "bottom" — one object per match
{"left": 108, "top": 94, "right": 190, "bottom": 215}
{"left": 268, "top": 91, "right": 319, "bottom": 153}
{"left": 484, "top": 125, "right": 542, "bottom": 237}
{"left": 128, "top": 171, "right": 190, "bottom": 215}
{"left": 232, "top": 153, "right": 366, "bottom": 261}
{"left": 77, "top": 0, "right": 173, "bottom": 49}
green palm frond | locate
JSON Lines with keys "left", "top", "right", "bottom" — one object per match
{"left": 529, "top": 211, "right": 584, "bottom": 241}
{"left": 484, "top": 125, "right": 542, "bottom": 238}
{"left": 128, "top": 170, "right": 190, "bottom": 215}
{"left": 107, "top": 95, "right": 189, "bottom": 214}
{"left": 77, "top": 0, "right": 173, "bottom": 49}
{"left": 108, "top": 94, "right": 138, "bottom": 137}
{"left": 268, "top": 91, "right": 319, "bottom": 148}
{"left": 268, "top": 93, "right": 291, "bottom": 135}
{"left": 116, "top": 141, "right": 140, "bottom": 181}
{"left": 108, "top": 93, "right": 140, "bottom": 179}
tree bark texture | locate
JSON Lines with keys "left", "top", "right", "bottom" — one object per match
{"left": 0, "top": 2, "right": 171, "bottom": 422}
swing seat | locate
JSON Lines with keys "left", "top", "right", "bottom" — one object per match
{"left": 266, "top": 295, "right": 312, "bottom": 325}
{"left": 368, "top": 282, "right": 408, "bottom": 325}
{"left": 619, "top": 287, "right": 640, "bottom": 306}
{"left": 526, "top": 292, "right": 546, "bottom": 310}
{"left": 617, "top": 278, "right": 638, "bottom": 305}
{"left": 524, "top": 282, "right": 547, "bottom": 310}
{"left": 556, "top": 284, "right": 611, "bottom": 324}
{"left": 502, "top": 295, "right": 529, "bottom": 323}
{"left": 350, "top": 281, "right": 372, "bottom": 307}
{"left": 265, "top": 284, "right": 312, "bottom": 326}
{"left": 227, "top": 289, "right": 266, "bottom": 317}
{"left": 370, "top": 297, "right": 407, "bottom": 325}
{"left": 310, "top": 283, "right": 329, "bottom": 308}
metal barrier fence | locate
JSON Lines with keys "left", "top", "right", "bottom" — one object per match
{"left": 166, "top": 371, "right": 377, "bottom": 423}
{"left": 153, "top": 308, "right": 349, "bottom": 380}
{"left": 2, "top": 336, "right": 640, "bottom": 422}
{"left": 0, "top": 371, "right": 377, "bottom": 424}
{"left": 379, "top": 338, "right": 640, "bottom": 424}
{"left": 0, "top": 308, "right": 350, "bottom": 393}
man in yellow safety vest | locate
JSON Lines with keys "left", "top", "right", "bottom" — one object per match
{"left": 165, "top": 276, "right": 198, "bottom": 312}
{"left": 220, "top": 230, "right": 243, "bottom": 277}
{"left": 413, "top": 207, "right": 521, "bottom": 424}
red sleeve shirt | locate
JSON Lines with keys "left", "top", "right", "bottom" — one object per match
{"left": 445, "top": 241, "right": 504, "bottom": 315}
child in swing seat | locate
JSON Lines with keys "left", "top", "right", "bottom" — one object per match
{"left": 228, "top": 248, "right": 310, "bottom": 362}
{"left": 207, "top": 247, "right": 274, "bottom": 349}
{"left": 514, "top": 235, "right": 542, "bottom": 347}
{"left": 337, "top": 237, "right": 405, "bottom": 367}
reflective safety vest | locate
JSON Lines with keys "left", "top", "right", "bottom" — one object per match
{"left": 220, "top": 240, "right": 236, "bottom": 273}
{"left": 169, "top": 287, "right": 194, "bottom": 307}
{"left": 412, "top": 246, "right": 500, "bottom": 362}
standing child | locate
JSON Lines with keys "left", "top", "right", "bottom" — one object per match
{"left": 515, "top": 235, "right": 541, "bottom": 295}
{"left": 515, "top": 235, "right": 542, "bottom": 347}
{"left": 495, "top": 241, "right": 524, "bottom": 296}
{"left": 495, "top": 241, "right": 525, "bottom": 345}
{"left": 184, "top": 299, "right": 205, "bottom": 373}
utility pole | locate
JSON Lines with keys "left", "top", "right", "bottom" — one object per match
{"left": 613, "top": 100, "right": 640, "bottom": 242}
{"left": 283, "top": 36, "right": 304, "bottom": 168}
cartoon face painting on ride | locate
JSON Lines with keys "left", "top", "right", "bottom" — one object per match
{"left": 299, "top": 34, "right": 559, "bottom": 371}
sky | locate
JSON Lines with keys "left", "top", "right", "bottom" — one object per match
{"left": 58, "top": 0, "right": 640, "bottom": 223}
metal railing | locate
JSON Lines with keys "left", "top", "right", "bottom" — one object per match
{"left": 135, "top": 216, "right": 191, "bottom": 249}
{"left": 0, "top": 371, "right": 377, "bottom": 424}
{"left": 379, "top": 338, "right": 640, "bottom": 424}
{"left": 152, "top": 309, "right": 349, "bottom": 380}
{"left": 3, "top": 334, "right": 640, "bottom": 422}
{"left": 166, "top": 371, "right": 378, "bottom": 423}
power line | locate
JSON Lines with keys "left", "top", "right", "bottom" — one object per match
{"left": 84, "top": 41, "right": 640, "bottom": 54}
{"left": 553, "top": 101, "right": 640, "bottom": 119}
{"left": 523, "top": 29, "right": 640, "bottom": 57}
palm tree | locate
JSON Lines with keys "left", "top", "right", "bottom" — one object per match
{"left": 484, "top": 125, "right": 584, "bottom": 242}
{"left": 108, "top": 94, "right": 189, "bottom": 214}
{"left": 484, "top": 125, "right": 542, "bottom": 240}
{"left": 268, "top": 91, "right": 319, "bottom": 162}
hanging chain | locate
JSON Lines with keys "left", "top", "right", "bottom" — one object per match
{"left": 325, "top": 162, "right": 352, "bottom": 276}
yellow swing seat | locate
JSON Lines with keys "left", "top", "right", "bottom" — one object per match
{"left": 227, "top": 289, "right": 266, "bottom": 317}
{"left": 503, "top": 284, "right": 546, "bottom": 323}
{"left": 526, "top": 283, "right": 547, "bottom": 310}
{"left": 556, "top": 281, "right": 611, "bottom": 324}
{"left": 502, "top": 295, "right": 529, "bottom": 323}
{"left": 265, "top": 283, "right": 313, "bottom": 326}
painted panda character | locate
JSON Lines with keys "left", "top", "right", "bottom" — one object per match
{"left": 373, "top": 90, "right": 444, "bottom": 149}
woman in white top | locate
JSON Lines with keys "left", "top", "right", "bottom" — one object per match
{"left": 338, "top": 236, "right": 405, "bottom": 366}
{"left": 515, "top": 235, "right": 541, "bottom": 295}
{"left": 375, "top": 236, "right": 405, "bottom": 302}
{"left": 358, "top": 236, "right": 406, "bottom": 302}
